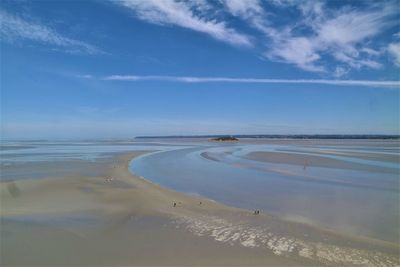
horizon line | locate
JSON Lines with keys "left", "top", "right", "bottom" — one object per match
{"left": 3, "top": 134, "right": 399, "bottom": 142}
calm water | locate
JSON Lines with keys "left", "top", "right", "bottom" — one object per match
{"left": 0, "top": 140, "right": 195, "bottom": 180}
{"left": 129, "top": 140, "right": 400, "bottom": 243}
{"left": 1, "top": 139, "right": 399, "bottom": 243}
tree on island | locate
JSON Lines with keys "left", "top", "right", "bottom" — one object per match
{"left": 210, "top": 136, "right": 239, "bottom": 141}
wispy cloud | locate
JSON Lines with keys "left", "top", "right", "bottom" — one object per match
{"left": 222, "top": 0, "right": 263, "bottom": 20}
{"left": 388, "top": 42, "right": 400, "bottom": 66}
{"left": 151, "top": 0, "right": 397, "bottom": 74}
{"left": 263, "top": 1, "right": 397, "bottom": 72}
{"left": 221, "top": 1, "right": 320, "bottom": 72}
{"left": 0, "top": 9, "right": 103, "bottom": 54}
{"left": 4, "top": 1, "right": 395, "bottom": 73}
{"left": 116, "top": 0, "right": 252, "bottom": 47}
{"left": 332, "top": 67, "right": 349, "bottom": 78}
{"left": 102, "top": 75, "right": 399, "bottom": 88}
{"left": 77, "top": 74, "right": 94, "bottom": 79}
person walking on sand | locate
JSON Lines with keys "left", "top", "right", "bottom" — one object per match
{"left": 173, "top": 202, "right": 176, "bottom": 207}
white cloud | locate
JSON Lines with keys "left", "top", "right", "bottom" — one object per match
{"left": 388, "top": 42, "right": 400, "bottom": 66}
{"left": 102, "top": 75, "right": 400, "bottom": 88}
{"left": 222, "top": 0, "right": 263, "bottom": 19}
{"left": 0, "top": 9, "right": 103, "bottom": 54}
{"left": 361, "top": 47, "right": 381, "bottom": 57}
{"left": 221, "top": 0, "right": 273, "bottom": 35}
{"left": 117, "top": 0, "right": 251, "bottom": 47}
{"left": 113, "top": 0, "right": 398, "bottom": 74}
{"left": 316, "top": 8, "right": 392, "bottom": 46}
{"left": 266, "top": 36, "right": 324, "bottom": 72}
{"left": 221, "top": 0, "right": 324, "bottom": 71}
{"left": 263, "top": 1, "right": 396, "bottom": 72}
{"left": 333, "top": 67, "right": 349, "bottom": 78}
{"left": 333, "top": 51, "right": 382, "bottom": 69}
{"left": 221, "top": 0, "right": 326, "bottom": 71}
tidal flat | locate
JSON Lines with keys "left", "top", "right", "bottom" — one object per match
{"left": 1, "top": 139, "right": 399, "bottom": 266}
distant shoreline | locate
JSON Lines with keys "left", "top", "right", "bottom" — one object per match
{"left": 136, "top": 134, "right": 400, "bottom": 140}
{"left": 2, "top": 135, "right": 399, "bottom": 142}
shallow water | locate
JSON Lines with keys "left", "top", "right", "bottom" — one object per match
{"left": 0, "top": 141, "right": 192, "bottom": 165}
{"left": 0, "top": 140, "right": 196, "bottom": 181}
{"left": 1, "top": 139, "right": 399, "bottom": 243}
{"left": 129, "top": 140, "right": 400, "bottom": 243}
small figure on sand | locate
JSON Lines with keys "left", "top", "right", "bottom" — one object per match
{"left": 254, "top": 210, "right": 260, "bottom": 215}
{"left": 199, "top": 201, "right": 202, "bottom": 205}
{"left": 173, "top": 202, "right": 176, "bottom": 207}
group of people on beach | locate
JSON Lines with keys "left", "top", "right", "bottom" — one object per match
{"left": 173, "top": 201, "right": 202, "bottom": 207}
{"left": 254, "top": 210, "right": 260, "bottom": 215}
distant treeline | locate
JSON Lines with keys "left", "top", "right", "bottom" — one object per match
{"left": 210, "top": 136, "right": 239, "bottom": 141}
{"left": 135, "top": 135, "right": 400, "bottom": 140}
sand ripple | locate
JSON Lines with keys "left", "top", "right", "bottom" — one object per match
{"left": 173, "top": 214, "right": 399, "bottom": 267}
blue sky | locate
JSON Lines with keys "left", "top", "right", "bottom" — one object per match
{"left": 1, "top": 0, "right": 399, "bottom": 139}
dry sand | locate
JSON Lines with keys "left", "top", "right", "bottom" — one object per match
{"left": 1, "top": 152, "right": 399, "bottom": 266}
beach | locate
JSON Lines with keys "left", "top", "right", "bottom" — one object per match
{"left": 1, "top": 151, "right": 399, "bottom": 266}
{"left": 131, "top": 140, "right": 399, "bottom": 243}
{"left": 3, "top": 0, "right": 399, "bottom": 265}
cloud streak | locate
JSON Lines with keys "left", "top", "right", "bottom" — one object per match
{"left": 116, "top": 0, "right": 251, "bottom": 47}
{"left": 0, "top": 9, "right": 103, "bottom": 54}
{"left": 115, "top": 0, "right": 398, "bottom": 74}
{"left": 102, "top": 75, "right": 399, "bottom": 88}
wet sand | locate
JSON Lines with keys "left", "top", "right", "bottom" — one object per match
{"left": 1, "top": 158, "right": 110, "bottom": 181}
{"left": 245, "top": 151, "right": 397, "bottom": 173}
{"left": 1, "top": 152, "right": 399, "bottom": 266}
{"left": 276, "top": 149, "right": 400, "bottom": 164}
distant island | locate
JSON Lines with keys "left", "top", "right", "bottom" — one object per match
{"left": 210, "top": 136, "right": 239, "bottom": 142}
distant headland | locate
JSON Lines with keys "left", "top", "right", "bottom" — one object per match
{"left": 135, "top": 134, "right": 399, "bottom": 140}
